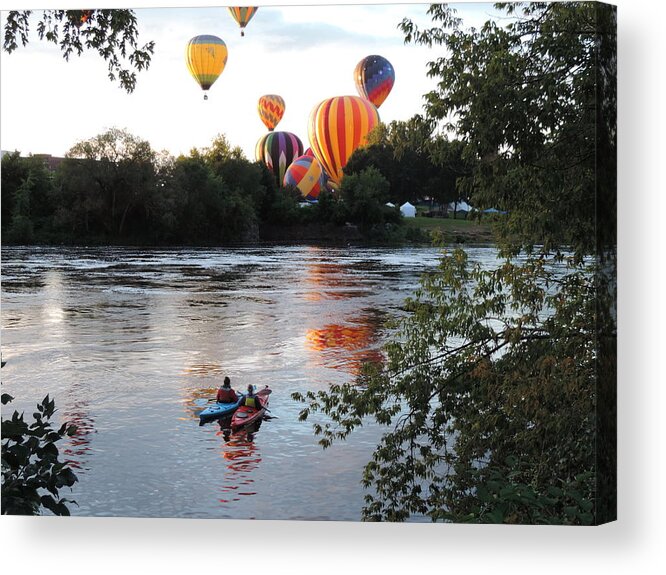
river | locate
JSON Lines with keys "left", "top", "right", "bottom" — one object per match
{"left": 1, "top": 244, "right": 498, "bottom": 520}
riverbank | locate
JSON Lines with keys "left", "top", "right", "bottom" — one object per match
{"left": 403, "top": 216, "right": 495, "bottom": 244}
{"left": 1, "top": 218, "right": 495, "bottom": 248}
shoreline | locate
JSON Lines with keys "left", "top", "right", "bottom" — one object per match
{"left": 1, "top": 218, "right": 496, "bottom": 249}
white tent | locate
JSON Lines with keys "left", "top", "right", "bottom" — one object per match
{"left": 400, "top": 202, "right": 416, "bottom": 218}
{"left": 447, "top": 201, "right": 473, "bottom": 212}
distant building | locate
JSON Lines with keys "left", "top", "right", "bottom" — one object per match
{"left": 0, "top": 151, "right": 66, "bottom": 172}
{"left": 32, "top": 154, "right": 66, "bottom": 172}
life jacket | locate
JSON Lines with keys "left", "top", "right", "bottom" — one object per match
{"left": 244, "top": 396, "right": 258, "bottom": 409}
{"left": 217, "top": 388, "right": 237, "bottom": 403}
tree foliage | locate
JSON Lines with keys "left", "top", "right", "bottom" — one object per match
{"left": 64, "top": 128, "right": 157, "bottom": 237}
{"left": 339, "top": 166, "right": 396, "bottom": 231}
{"left": 344, "top": 116, "right": 470, "bottom": 207}
{"left": 294, "top": 2, "right": 616, "bottom": 524}
{"left": 2, "top": 127, "right": 436, "bottom": 245}
{"left": 3, "top": 9, "right": 154, "bottom": 93}
{"left": 295, "top": 250, "right": 610, "bottom": 523}
{"left": 2, "top": 393, "right": 78, "bottom": 516}
{"left": 400, "top": 2, "right": 616, "bottom": 261}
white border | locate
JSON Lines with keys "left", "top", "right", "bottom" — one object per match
{"left": 1, "top": 1, "right": 664, "bottom": 573}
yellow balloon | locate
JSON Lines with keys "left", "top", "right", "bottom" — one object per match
{"left": 186, "top": 35, "right": 228, "bottom": 99}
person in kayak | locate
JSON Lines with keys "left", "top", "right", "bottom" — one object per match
{"left": 216, "top": 377, "right": 238, "bottom": 403}
{"left": 240, "top": 384, "right": 264, "bottom": 411}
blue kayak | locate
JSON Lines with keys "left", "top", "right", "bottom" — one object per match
{"left": 199, "top": 395, "right": 243, "bottom": 423}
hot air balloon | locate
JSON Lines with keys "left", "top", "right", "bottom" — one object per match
{"left": 284, "top": 156, "right": 327, "bottom": 201}
{"left": 185, "top": 35, "right": 228, "bottom": 100}
{"left": 68, "top": 9, "right": 94, "bottom": 28}
{"left": 354, "top": 55, "right": 395, "bottom": 108}
{"left": 255, "top": 133, "right": 270, "bottom": 163}
{"left": 258, "top": 95, "right": 286, "bottom": 132}
{"left": 262, "top": 131, "right": 303, "bottom": 185}
{"left": 228, "top": 7, "right": 258, "bottom": 37}
{"left": 308, "top": 96, "right": 380, "bottom": 188}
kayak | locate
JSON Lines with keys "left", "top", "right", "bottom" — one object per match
{"left": 199, "top": 395, "right": 243, "bottom": 424}
{"left": 231, "top": 387, "right": 272, "bottom": 431}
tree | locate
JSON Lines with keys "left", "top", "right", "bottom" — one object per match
{"left": 2, "top": 393, "right": 78, "bottom": 515}
{"left": 3, "top": 10, "right": 153, "bottom": 93}
{"left": 399, "top": 2, "right": 616, "bottom": 261}
{"left": 344, "top": 117, "right": 470, "bottom": 208}
{"left": 167, "top": 153, "right": 258, "bottom": 244}
{"left": 63, "top": 128, "right": 157, "bottom": 238}
{"left": 294, "top": 2, "right": 616, "bottom": 524}
{"left": 339, "top": 166, "right": 394, "bottom": 231}
{"left": 1, "top": 152, "right": 56, "bottom": 243}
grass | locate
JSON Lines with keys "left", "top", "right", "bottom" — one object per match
{"left": 404, "top": 215, "right": 495, "bottom": 243}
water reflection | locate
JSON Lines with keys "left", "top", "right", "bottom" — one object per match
{"left": 182, "top": 362, "right": 225, "bottom": 377}
{"left": 61, "top": 400, "right": 95, "bottom": 471}
{"left": 216, "top": 420, "right": 263, "bottom": 503}
{"left": 180, "top": 385, "right": 220, "bottom": 421}
{"left": 305, "top": 310, "right": 386, "bottom": 374}
{"left": 301, "top": 246, "right": 369, "bottom": 302}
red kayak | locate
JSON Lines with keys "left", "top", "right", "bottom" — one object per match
{"left": 231, "top": 387, "right": 271, "bottom": 431}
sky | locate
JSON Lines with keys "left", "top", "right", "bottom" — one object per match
{"left": 0, "top": 1, "right": 499, "bottom": 160}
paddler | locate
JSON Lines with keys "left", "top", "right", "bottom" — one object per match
{"left": 216, "top": 377, "right": 238, "bottom": 403}
{"left": 240, "top": 384, "right": 264, "bottom": 411}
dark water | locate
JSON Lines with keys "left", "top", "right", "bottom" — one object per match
{"left": 1, "top": 244, "right": 497, "bottom": 520}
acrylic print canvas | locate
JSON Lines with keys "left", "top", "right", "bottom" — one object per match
{"left": 1, "top": 2, "right": 616, "bottom": 524}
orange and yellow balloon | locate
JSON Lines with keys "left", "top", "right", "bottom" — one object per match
{"left": 228, "top": 7, "right": 258, "bottom": 37}
{"left": 308, "top": 96, "right": 380, "bottom": 188}
{"left": 185, "top": 35, "right": 228, "bottom": 100}
{"left": 258, "top": 95, "right": 286, "bottom": 132}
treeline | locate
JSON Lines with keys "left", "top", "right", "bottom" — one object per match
{"left": 1, "top": 122, "right": 468, "bottom": 245}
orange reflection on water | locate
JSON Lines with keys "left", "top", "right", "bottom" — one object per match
{"left": 306, "top": 323, "right": 373, "bottom": 351}
{"left": 305, "top": 314, "right": 385, "bottom": 374}
{"left": 302, "top": 256, "right": 362, "bottom": 302}
{"left": 216, "top": 422, "right": 263, "bottom": 502}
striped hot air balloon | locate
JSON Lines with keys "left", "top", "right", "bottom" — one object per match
{"left": 284, "top": 155, "right": 327, "bottom": 201}
{"left": 228, "top": 6, "right": 258, "bottom": 37}
{"left": 262, "top": 131, "right": 304, "bottom": 185}
{"left": 354, "top": 55, "right": 395, "bottom": 108}
{"left": 308, "top": 96, "right": 380, "bottom": 188}
{"left": 255, "top": 133, "right": 270, "bottom": 163}
{"left": 185, "top": 35, "right": 228, "bottom": 100}
{"left": 258, "top": 95, "right": 286, "bottom": 132}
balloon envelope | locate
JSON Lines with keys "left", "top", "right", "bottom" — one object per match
{"left": 258, "top": 95, "right": 286, "bottom": 132}
{"left": 308, "top": 96, "right": 380, "bottom": 188}
{"left": 228, "top": 7, "right": 258, "bottom": 36}
{"left": 354, "top": 55, "right": 395, "bottom": 108}
{"left": 263, "top": 131, "right": 304, "bottom": 185}
{"left": 256, "top": 133, "right": 273, "bottom": 163}
{"left": 284, "top": 155, "right": 327, "bottom": 201}
{"left": 186, "top": 35, "right": 228, "bottom": 95}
